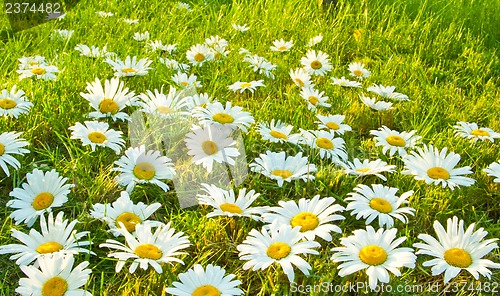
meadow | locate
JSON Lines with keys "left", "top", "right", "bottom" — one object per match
{"left": 0, "top": 0, "right": 499, "bottom": 295}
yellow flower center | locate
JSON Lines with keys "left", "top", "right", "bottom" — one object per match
{"left": 42, "top": 276, "right": 68, "bottom": 296}
{"left": 88, "top": 131, "right": 107, "bottom": 144}
{"left": 443, "top": 248, "right": 472, "bottom": 268}
{"left": 356, "top": 168, "right": 371, "bottom": 173}
{"left": 310, "top": 60, "right": 322, "bottom": 70}
{"left": 470, "top": 129, "right": 490, "bottom": 137}
{"left": 201, "top": 140, "right": 218, "bottom": 155}
{"left": 32, "top": 192, "right": 55, "bottom": 211}
{"left": 220, "top": 203, "right": 243, "bottom": 214}
{"left": 290, "top": 212, "right": 319, "bottom": 232}
{"left": 134, "top": 244, "right": 163, "bottom": 260}
{"left": 266, "top": 242, "right": 291, "bottom": 260}
{"left": 31, "top": 67, "right": 46, "bottom": 75}
{"left": 0, "top": 143, "right": 4, "bottom": 156}
{"left": 180, "top": 81, "right": 189, "bottom": 87}
{"left": 212, "top": 113, "right": 234, "bottom": 124}
{"left": 386, "top": 135, "right": 406, "bottom": 147}
{"left": 122, "top": 67, "right": 137, "bottom": 73}
{"left": 157, "top": 106, "right": 171, "bottom": 114}
{"left": 359, "top": 245, "right": 388, "bottom": 266}
{"left": 99, "top": 98, "right": 119, "bottom": 114}
{"left": 192, "top": 285, "right": 221, "bottom": 296}
{"left": 308, "top": 96, "right": 319, "bottom": 105}
{"left": 427, "top": 167, "right": 450, "bottom": 180}
{"left": 294, "top": 78, "right": 305, "bottom": 87}
{"left": 326, "top": 122, "right": 339, "bottom": 130}
{"left": 369, "top": 198, "right": 393, "bottom": 213}
{"left": 240, "top": 82, "right": 252, "bottom": 88}
{"left": 115, "top": 212, "right": 142, "bottom": 232}
{"left": 316, "top": 137, "right": 334, "bottom": 149}
{"left": 194, "top": 53, "right": 205, "bottom": 62}
{"left": 278, "top": 46, "right": 287, "bottom": 51}
{"left": 271, "top": 170, "right": 293, "bottom": 179}
{"left": 0, "top": 98, "right": 17, "bottom": 110}
{"left": 353, "top": 69, "right": 363, "bottom": 77}
{"left": 36, "top": 241, "right": 63, "bottom": 254}
{"left": 133, "top": 162, "right": 156, "bottom": 180}
{"left": 269, "top": 130, "right": 288, "bottom": 140}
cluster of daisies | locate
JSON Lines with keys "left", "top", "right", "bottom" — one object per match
{"left": 2, "top": 6, "right": 500, "bottom": 296}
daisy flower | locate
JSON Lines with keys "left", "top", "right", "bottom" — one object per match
{"left": 106, "top": 56, "right": 153, "bottom": 77}
{"left": 7, "top": 169, "right": 74, "bottom": 227}
{"left": 331, "top": 76, "right": 362, "bottom": 88}
{"left": 256, "top": 119, "right": 301, "bottom": 144}
{"left": 228, "top": 80, "right": 265, "bottom": 93}
{"left": 270, "top": 38, "right": 293, "bottom": 52}
{"left": 0, "top": 212, "right": 93, "bottom": 266}
{"left": 177, "top": 2, "right": 192, "bottom": 11}
{"left": 343, "top": 158, "right": 396, "bottom": 181}
{"left": 17, "top": 64, "right": 59, "bottom": 81}
{"left": 348, "top": 62, "right": 371, "bottom": 80}
{"left": 112, "top": 145, "right": 176, "bottom": 193}
{"left": 123, "top": 18, "right": 139, "bottom": 24}
{"left": 133, "top": 31, "right": 149, "bottom": 41}
{"left": 205, "top": 35, "right": 229, "bottom": 49}
{"left": 250, "top": 151, "right": 316, "bottom": 187}
{"left": 184, "top": 124, "right": 240, "bottom": 173}
{"left": 90, "top": 191, "right": 162, "bottom": 236}
{"left": 171, "top": 71, "right": 202, "bottom": 89}
{"left": 300, "top": 87, "right": 331, "bottom": 110}
{"left": 367, "top": 84, "right": 409, "bottom": 101}
{"left": 370, "top": 125, "right": 422, "bottom": 157}
{"left": 185, "top": 93, "right": 214, "bottom": 112}
{"left": 96, "top": 11, "right": 114, "bottom": 17}
{"left": 160, "top": 57, "right": 190, "bottom": 72}
{"left": 413, "top": 216, "right": 500, "bottom": 283}
{"left": 197, "top": 183, "right": 263, "bottom": 220}
{"left": 454, "top": 121, "right": 500, "bottom": 143}
{"left": 300, "top": 49, "right": 332, "bottom": 76}
{"left": 484, "top": 161, "right": 500, "bottom": 183}
{"left": 137, "top": 86, "right": 190, "bottom": 118}
{"left": 331, "top": 226, "right": 416, "bottom": 290}
{"left": 300, "top": 129, "right": 348, "bottom": 164}
{"left": 166, "top": 264, "right": 243, "bottom": 296}
{"left": 307, "top": 34, "right": 323, "bottom": 47}
{"left": 345, "top": 184, "right": 415, "bottom": 228}
{"left": 192, "top": 101, "right": 255, "bottom": 132}
{"left": 186, "top": 44, "right": 214, "bottom": 67}
{"left": 243, "top": 54, "right": 277, "bottom": 79}
{"left": 315, "top": 114, "right": 352, "bottom": 135}
{"left": 16, "top": 254, "right": 92, "bottom": 296}
{"left": 100, "top": 221, "right": 190, "bottom": 274}
{"left": 0, "top": 85, "right": 33, "bottom": 118}
{"left": 401, "top": 145, "right": 475, "bottom": 190}
{"left": 289, "top": 68, "right": 314, "bottom": 88}
{"left": 263, "top": 195, "right": 344, "bottom": 241}
{"left": 69, "top": 121, "right": 125, "bottom": 154}
{"left": 74, "top": 44, "right": 114, "bottom": 58}
{"left": 18, "top": 55, "right": 46, "bottom": 70}
{"left": 359, "top": 94, "right": 393, "bottom": 111}
{"left": 232, "top": 23, "right": 249, "bottom": 32}
{"left": 0, "top": 131, "right": 29, "bottom": 176}
{"left": 146, "top": 40, "right": 176, "bottom": 53}
{"left": 52, "top": 29, "right": 74, "bottom": 40}
{"left": 80, "top": 77, "right": 137, "bottom": 121}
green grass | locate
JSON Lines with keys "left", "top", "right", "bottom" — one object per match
{"left": 1, "top": 0, "right": 500, "bottom": 295}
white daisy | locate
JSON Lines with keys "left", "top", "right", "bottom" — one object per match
{"left": 16, "top": 254, "right": 92, "bottom": 296}
{"left": 484, "top": 161, "right": 500, "bottom": 183}
{"left": 184, "top": 124, "right": 240, "bottom": 173}
{"left": 74, "top": 44, "right": 114, "bottom": 58}
{"left": 146, "top": 40, "right": 175, "bottom": 52}
{"left": 96, "top": 11, "right": 114, "bottom": 17}
{"left": 454, "top": 122, "right": 500, "bottom": 143}
{"left": 160, "top": 57, "right": 190, "bottom": 72}
{"left": 331, "top": 76, "right": 362, "bottom": 88}
{"left": 137, "top": 86, "right": 190, "bottom": 118}
{"left": 243, "top": 54, "right": 277, "bottom": 79}
{"left": 345, "top": 184, "right": 415, "bottom": 228}
{"left": 359, "top": 94, "right": 393, "bottom": 111}
{"left": 401, "top": 145, "right": 475, "bottom": 190}
{"left": 300, "top": 87, "right": 331, "bottom": 110}
{"left": 289, "top": 68, "right": 314, "bottom": 88}
{"left": 133, "top": 31, "right": 149, "bottom": 41}
{"left": 69, "top": 121, "right": 125, "bottom": 154}
{"left": 300, "top": 129, "right": 348, "bottom": 164}
{"left": 370, "top": 125, "right": 422, "bottom": 157}
{"left": 99, "top": 221, "right": 190, "bottom": 274}
{"left": 300, "top": 50, "right": 332, "bottom": 76}
{"left": 123, "top": 18, "right": 139, "bottom": 24}
{"left": 7, "top": 169, "right": 74, "bottom": 227}
{"left": 307, "top": 34, "right": 323, "bottom": 47}
{"left": 17, "top": 64, "right": 60, "bottom": 81}
{"left": 237, "top": 223, "right": 320, "bottom": 282}
{"left": 192, "top": 101, "right": 255, "bottom": 132}
{"left": 90, "top": 191, "right": 162, "bottom": 236}
{"left": 112, "top": 145, "right": 176, "bottom": 193}
{"left": 166, "top": 264, "right": 243, "bottom": 296}
{"left": 232, "top": 23, "right": 249, "bottom": 32}
{"left": 171, "top": 71, "right": 202, "bottom": 89}
{"left": 228, "top": 80, "right": 265, "bottom": 93}
{"left": 205, "top": 35, "right": 229, "bottom": 50}
{"left": 331, "top": 226, "right": 416, "bottom": 290}
{"left": 80, "top": 77, "right": 137, "bottom": 121}
{"left": 176, "top": 2, "right": 192, "bottom": 11}
{"left": 197, "top": 183, "right": 263, "bottom": 220}
{"left": 18, "top": 55, "right": 46, "bottom": 70}
{"left": 315, "top": 114, "right": 352, "bottom": 135}
{"left": 0, "top": 85, "right": 33, "bottom": 118}
{"left": 106, "top": 56, "right": 153, "bottom": 77}
{"left": 250, "top": 151, "right": 316, "bottom": 187}
{"left": 0, "top": 212, "right": 93, "bottom": 266}
{"left": 263, "top": 195, "right": 344, "bottom": 241}
{"left": 0, "top": 131, "right": 29, "bottom": 176}
{"left": 413, "top": 216, "right": 500, "bottom": 283}
{"left": 367, "top": 84, "right": 409, "bottom": 101}
{"left": 270, "top": 38, "right": 294, "bottom": 52}
{"left": 52, "top": 29, "right": 74, "bottom": 40}
{"left": 343, "top": 158, "right": 396, "bottom": 181}
{"left": 256, "top": 119, "right": 301, "bottom": 144}
{"left": 186, "top": 44, "right": 214, "bottom": 67}
{"left": 185, "top": 93, "right": 214, "bottom": 112}
{"left": 348, "top": 62, "right": 371, "bottom": 80}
